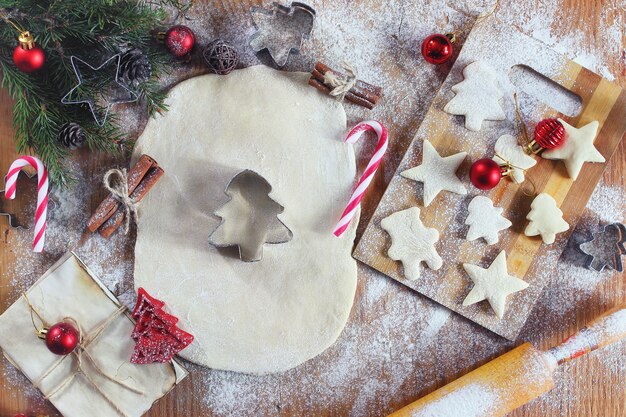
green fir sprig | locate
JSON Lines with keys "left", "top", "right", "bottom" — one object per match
{"left": 0, "top": 0, "right": 187, "bottom": 186}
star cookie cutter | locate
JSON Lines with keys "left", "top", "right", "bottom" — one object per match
{"left": 578, "top": 222, "right": 626, "bottom": 272}
{"left": 208, "top": 170, "right": 293, "bottom": 262}
{"left": 249, "top": 2, "right": 316, "bottom": 67}
{"left": 61, "top": 54, "right": 139, "bottom": 126}
{"left": 0, "top": 172, "right": 57, "bottom": 229}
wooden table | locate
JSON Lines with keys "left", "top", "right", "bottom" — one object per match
{"left": 0, "top": 1, "right": 624, "bottom": 416}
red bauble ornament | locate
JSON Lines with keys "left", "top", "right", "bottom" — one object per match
{"left": 12, "top": 32, "right": 45, "bottom": 73}
{"left": 421, "top": 33, "right": 454, "bottom": 64}
{"left": 534, "top": 118, "right": 566, "bottom": 150}
{"left": 470, "top": 158, "right": 503, "bottom": 190}
{"left": 165, "top": 25, "right": 195, "bottom": 58}
{"left": 44, "top": 322, "right": 80, "bottom": 355}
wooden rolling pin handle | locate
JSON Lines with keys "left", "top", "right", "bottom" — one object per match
{"left": 544, "top": 305, "right": 626, "bottom": 368}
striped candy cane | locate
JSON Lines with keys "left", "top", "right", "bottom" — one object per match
{"left": 334, "top": 121, "right": 388, "bottom": 237}
{"left": 5, "top": 156, "right": 49, "bottom": 252}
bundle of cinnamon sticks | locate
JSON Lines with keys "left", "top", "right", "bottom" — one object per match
{"left": 87, "top": 155, "right": 164, "bottom": 238}
{"left": 308, "top": 62, "right": 383, "bottom": 109}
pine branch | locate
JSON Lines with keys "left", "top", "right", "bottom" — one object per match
{"left": 0, "top": 0, "right": 182, "bottom": 186}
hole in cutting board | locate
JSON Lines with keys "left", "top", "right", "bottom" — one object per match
{"left": 508, "top": 65, "right": 582, "bottom": 117}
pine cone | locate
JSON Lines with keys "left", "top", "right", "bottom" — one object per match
{"left": 119, "top": 49, "right": 151, "bottom": 87}
{"left": 57, "top": 122, "right": 86, "bottom": 149}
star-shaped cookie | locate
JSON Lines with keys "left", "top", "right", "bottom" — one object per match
{"left": 381, "top": 207, "right": 442, "bottom": 281}
{"left": 401, "top": 140, "right": 467, "bottom": 206}
{"left": 493, "top": 134, "right": 537, "bottom": 183}
{"left": 462, "top": 251, "right": 529, "bottom": 319}
{"left": 542, "top": 119, "right": 605, "bottom": 180}
{"left": 465, "top": 196, "right": 512, "bottom": 245}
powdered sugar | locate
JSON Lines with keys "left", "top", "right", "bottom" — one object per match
{"left": 1, "top": 1, "right": 624, "bottom": 416}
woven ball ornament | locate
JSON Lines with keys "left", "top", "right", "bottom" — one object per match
{"left": 203, "top": 39, "right": 239, "bottom": 75}
{"left": 534, "top": 118, "right": 566, "bottom": 150}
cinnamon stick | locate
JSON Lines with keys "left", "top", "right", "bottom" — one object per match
{"left": 86, "top": 155, "right": 156, "bottom": 232}
{"left": 308, "top": 78, "right": 376, "bottom": 110}
{"left": 313, "top": 62, "right": 382, "bottom": 106}
{"left": 98, "top": 166, "right": 165, "bottom": 238}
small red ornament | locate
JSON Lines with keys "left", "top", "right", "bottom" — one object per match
{"left": 43, "top": 321, "right": 80, "bottom": 355}
{"left": 165, "top": 25, "right": 195, "bottom": 58}
{"left": 421, "top": 33, "right": 454, "bottom": 65}
{"left": 470, "top": 158, "right": 504, "bottom": 190}
{"left": 532, "top": 118, "right": 566, "bottom": 152}
{"left": 130, "top": 288, "right": 194, "bottom": 364}
{"left": 13, "top": 31, "right": 45, "bottom": 73}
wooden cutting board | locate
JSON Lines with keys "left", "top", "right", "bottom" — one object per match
{"left": 353, "top": 16, "right": 626, "bottom": 341}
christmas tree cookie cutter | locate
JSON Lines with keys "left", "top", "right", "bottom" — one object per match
{"left": 0, "top": 171, "right": 56, "bottom": 229}
{"left": 208, "top": 170, "right": 293, "bottom": 262}
{"left": 578, "top": 223, "right": 626, "bottom": 272}
{"left": 249, "top": 2, "right": 316, "bottom": 67}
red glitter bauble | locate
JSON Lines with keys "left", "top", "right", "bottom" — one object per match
{"left": 421, "top": 34, "right": 453, "bottom": 64}
{"left": 534, "top": 118, "right": 566, "bottom": 150}
{"left": 13, "top": 44, "right": 45, "bottom": 73}
{"left": 470, "top": 158, "right": 502, "bottom": 190}
{"left": 45, "top": 322, "right": 80, "bottom": 355}
{"left": 14, "top": 414, "right": 29, "bottom": 417}
{"left": 165, "top": 25, "right": 195, "bottom": 58}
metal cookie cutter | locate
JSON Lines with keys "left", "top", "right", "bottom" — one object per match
{"left": 0, "top": 172, "right": 57, "bottom": 229}
{"left": 208, "top": 170, "right": 293, "bottom": 262}
{"left": 249, "top": 2, "right": 316, "bottom": 67}
{"left": 578, "top": 222, "right": 626, "bottom": 272}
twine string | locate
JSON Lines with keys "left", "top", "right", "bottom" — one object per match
{"left": 323, "top": 62, "right": 358, "bottom": 101}
{"left": 25, "top": 299, "right": 145, "bottom": 417}
{"left": 448, "top": 0, "right": 500, "bottom": 40}
{"left": 103, "top": 168, "right": 139, "bottom": 235}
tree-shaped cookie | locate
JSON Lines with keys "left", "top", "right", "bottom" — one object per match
{"left": 209, "top": 170, "right": 293, "bottom": 262}
{"left": 462, "top": 251, "right": 529, "bottom": 319}
{"left": 443, "top": 61, "right": 506, "bottom": 131}
{"left": 131, "top": 288, "right": 194, "bottom": 364}
{"left": 524, "top": 193, "right": 569, "bottom": 244}
{"left": 401, "top": 140, "right": 467, "bottom": 206}
{"left": 465, "top": 196, "right": 512, "bottom": 245}
{"left": 381, "top": 207, "right": 442, "bottom": 281}
{"left": 493, "top": 134, "right": 537, "bottom": 183}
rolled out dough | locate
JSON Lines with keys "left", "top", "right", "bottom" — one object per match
{"left": 132, "top": 65, "right": 359, "bottom": 374}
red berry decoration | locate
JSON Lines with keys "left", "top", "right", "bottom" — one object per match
{"left": 421, "top": 33, "right": 454, "bottom": 65}
{"left": 44, "top": 321, "right": 80, "bottom": 355}
{"left": 470, "top": 158, "right": 503, "bottom": 190}
{"left": 13, "top": 31, "right": 45, "bottom": 73}
{"left": 534, "top": 118, "right": 566, "bottom": 150}
{"left": 130, "top": 288, "right": 194, "bottom": 364}
{"left": 165, "top": 25, "right": 195, "bottom": 58}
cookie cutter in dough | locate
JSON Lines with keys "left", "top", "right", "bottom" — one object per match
{"left": 249, "top": 2, "right": 316, "bottom": 67}
{"left": 0, "top": 172, "right": 57, "bottom": 229}
{"left": 578, "top": 222, "right": 626, "bottom": 272}
{"left": 208, "top": 170, "right": 293, "bottom": 262}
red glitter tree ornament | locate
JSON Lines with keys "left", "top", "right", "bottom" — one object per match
{"left": 164, "top": 25, "right": 195, "bottom": 58}
{"left": 130, "top": 288, "right": 194, "bottom": 364}
{"left": 421, "top": 33, "right": 454, "bottom": 65}
{"left": 42, "top": 321, "right": 80, "bottom": 355}
{"left": 532, "top": 118, "right": 566, "bottom": 152}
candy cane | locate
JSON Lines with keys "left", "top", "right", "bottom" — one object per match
{"left": 334, "top": 121, "right": 388, "bottom": 237}
{"left": 5, "top": 156, "right": 49, "bottom": 252}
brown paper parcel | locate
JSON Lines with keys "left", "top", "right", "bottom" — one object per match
{"left": 0, "top": 252, "right": 188, "bottom": 417}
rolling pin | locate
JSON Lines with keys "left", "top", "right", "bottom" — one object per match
{"left": 389, "top": 305, "right": 626, "bottom": 417}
